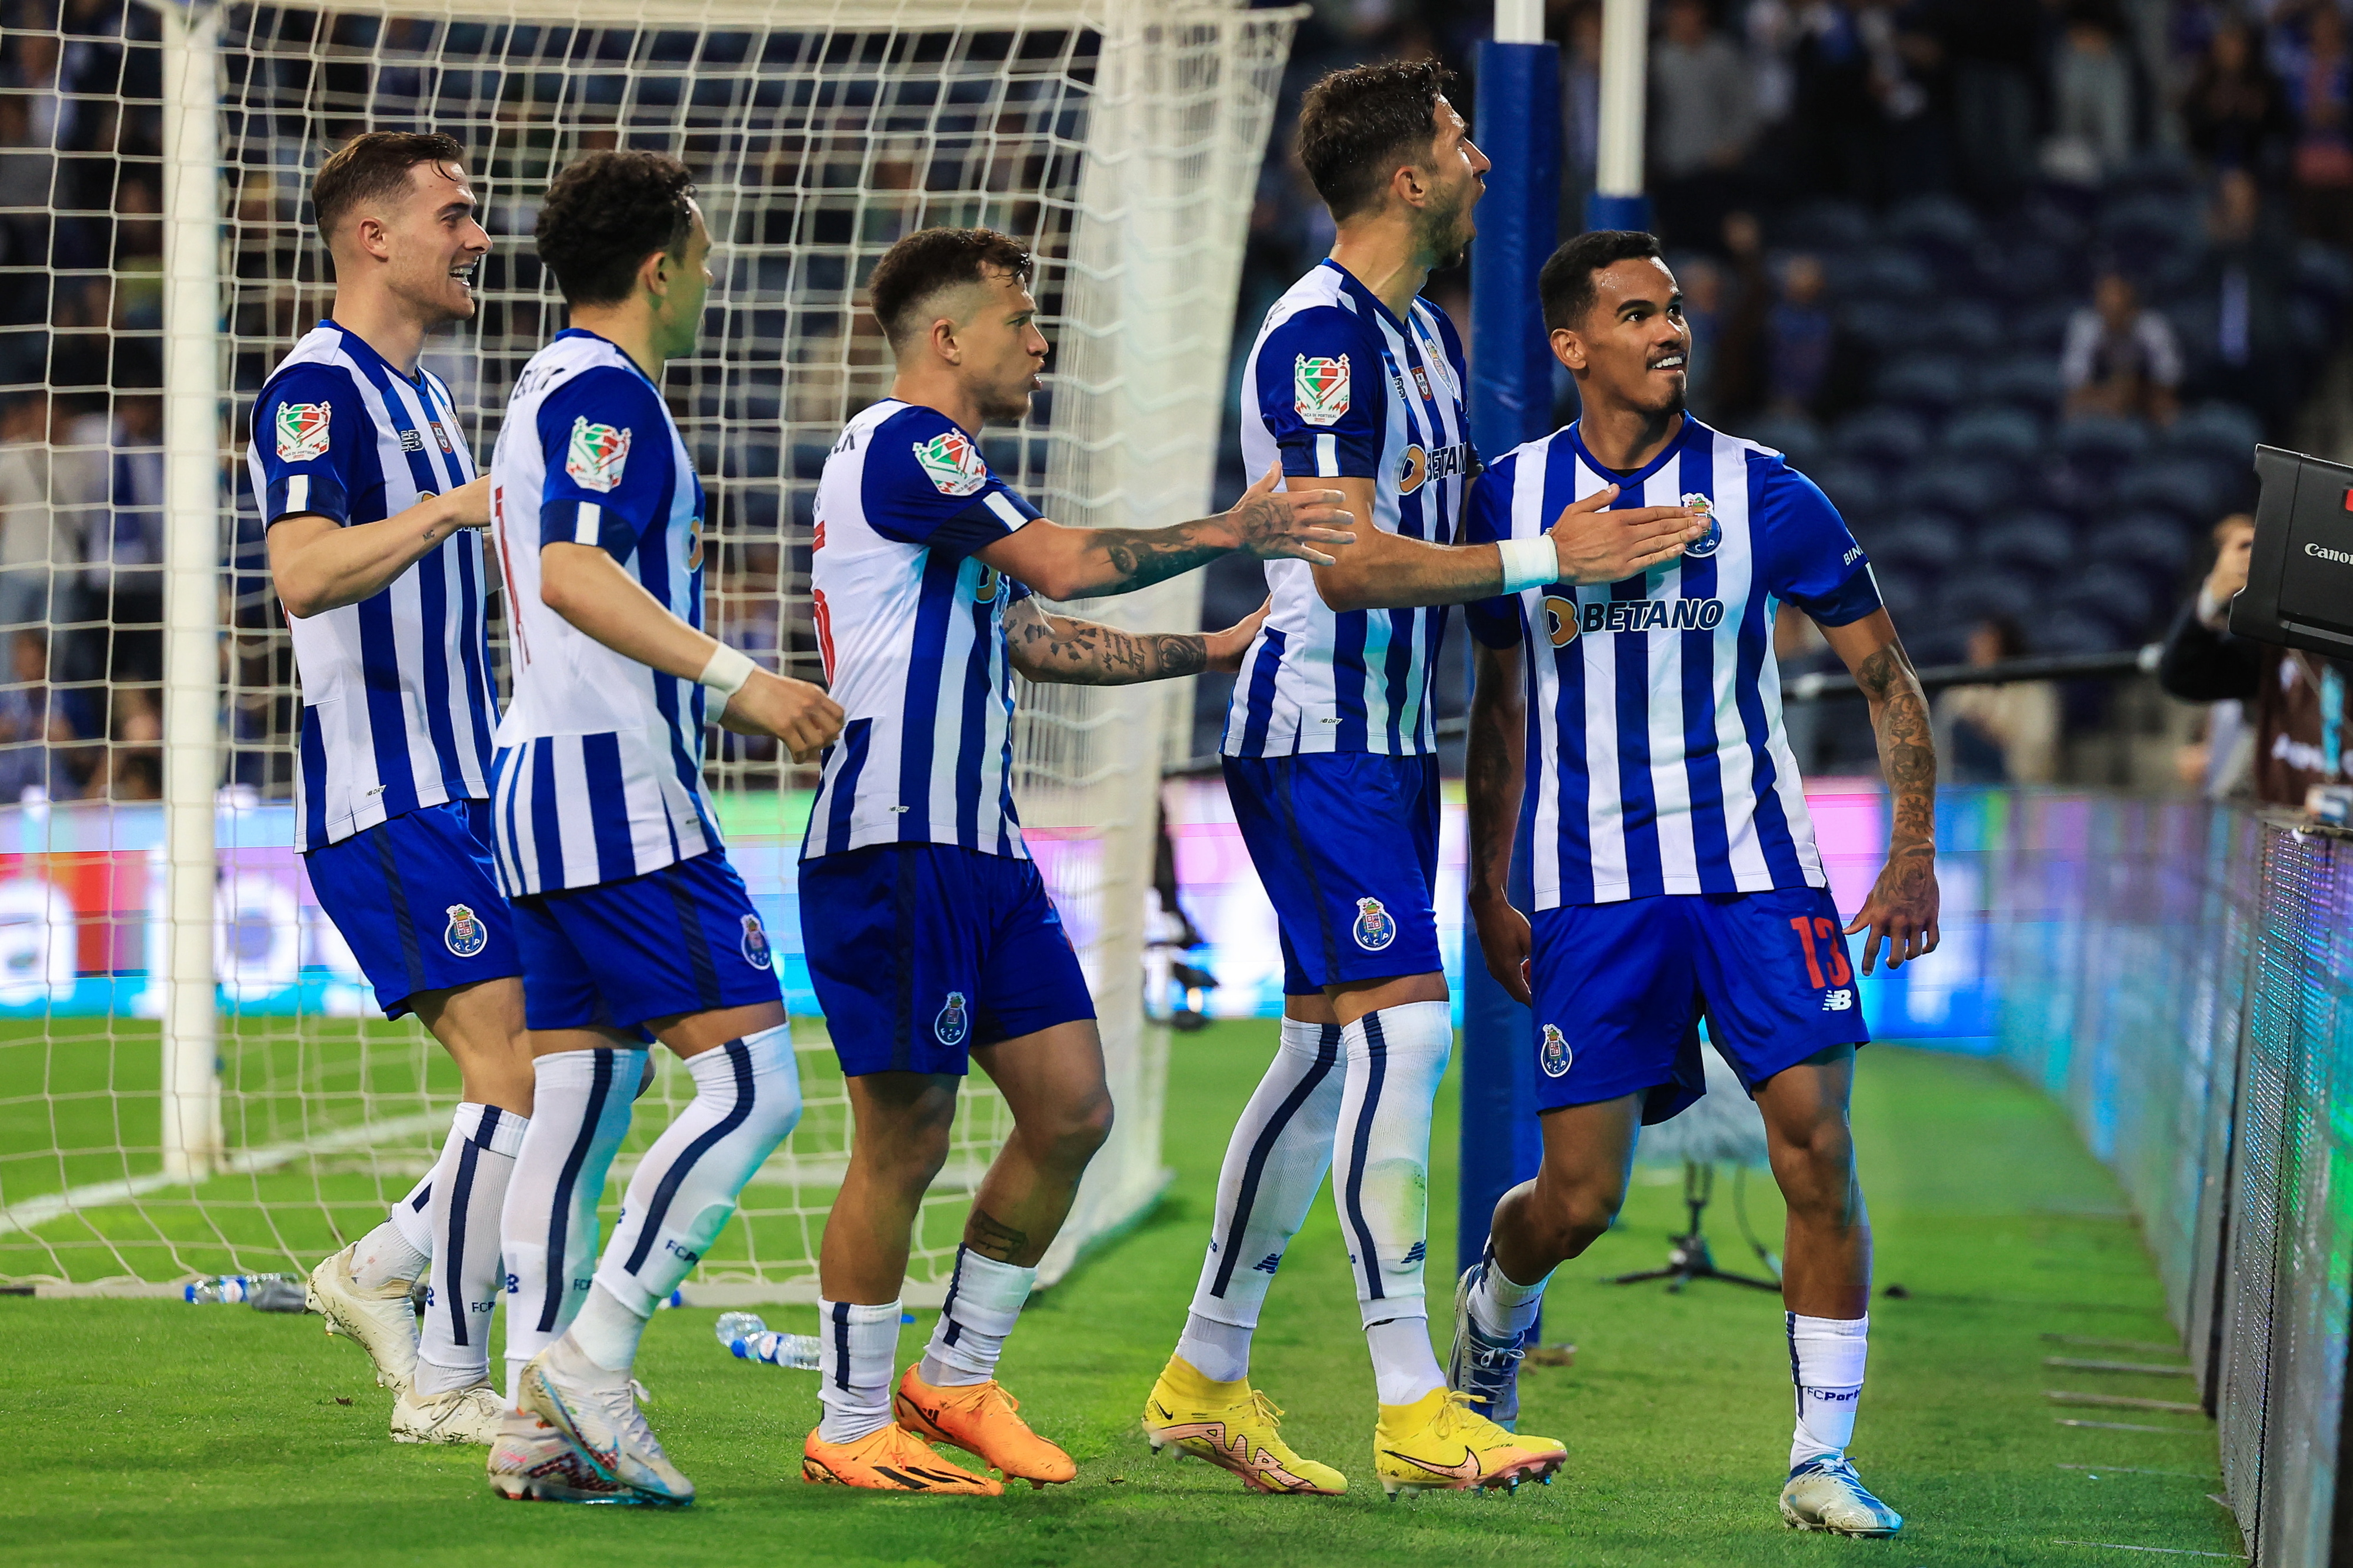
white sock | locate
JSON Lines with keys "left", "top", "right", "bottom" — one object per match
{"left": 920, "top": 1245, "right": 1036, "bottom": 1387}
{"left": 499, "top": 1047, "right": 644, "bottom": 1406}
{"left": 414, "top": 1103, "right": 528, "bottom": 1397}
{"left": 1788, "top": 1312, "right": 1869, "bottom": 1467}
{"left": 590, "top": 1026, "right": 801, "bottom": 1353}
{"left": 818, "top": 1297, "right": 902, "bottom": 1444}
{"left": 1179, "top": 1017, "right": 1345, "bottom": 1380}
{"left": 1468, "top": 1246, "right": 1551, "bottom": 1340}
{"left": 1174, "top": 1313, "right": 1253, "bottom": 1384}
{"left": 1366, "top": 1315, "right": 1443, "bottom": 1406}
{"left": 350, "top": 1171, "right": 433, "bottom": 1291}
{"left": 1334, "top": 1000, "right": 1451, "bottom": 1402}
{"left": 568, "top": 1281, "right": 647, "bottom": 1379}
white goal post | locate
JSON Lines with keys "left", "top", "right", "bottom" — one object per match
{"left": 0, "top": 0, "right": 1298, "bottom": 1300}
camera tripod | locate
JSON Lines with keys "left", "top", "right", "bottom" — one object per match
{"left": 1605, "top": 1159, "right": 1781, "bottom": 1293}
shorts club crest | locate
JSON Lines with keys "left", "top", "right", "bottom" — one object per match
{"left": 444, "top": 903, "right": 489, "bottom": 959}
{"left": 740, "top": 913, "right": 772, "bottom": 971}
{"left": 1352, "top": 896, "right": 1398, "bottom": 952}
{"left": 934, "top": 990, "right": 970, "bottom": 1047}
{"left": 1539, "top": 1024, "right": 1572, "bottom": 1079}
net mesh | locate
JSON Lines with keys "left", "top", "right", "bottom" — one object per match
{"left": 0, "top": 0, "right": 1295, "bottom": 1298}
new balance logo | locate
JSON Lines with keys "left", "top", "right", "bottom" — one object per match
{"left": 1253, "top": 1253, "right": 1282, "bottom": 1274}
{"left": 1822, "top": 989, "right": 1854, "bottom": 1012}
{"left": 1402, "top": 1241, "right": 1426, "bottom": 1266}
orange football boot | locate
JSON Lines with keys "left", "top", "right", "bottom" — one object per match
{"left": 801, "top": 1422, "right": 1003, "bottom": 1494}
{"left": 893, "top": 1363, "right": 1078, "bottom": 1487}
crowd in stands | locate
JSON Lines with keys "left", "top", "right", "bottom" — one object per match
{"left": 1197, "top": 0, "right": 2353, "bottom": 783}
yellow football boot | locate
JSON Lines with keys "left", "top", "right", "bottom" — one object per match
{"left": 801, "top": 1422, "right": 1003, "bottom": 1495}
{"left": 894, "top": 1364, "right": 1076, "bottom": 1488}
{"left": 1372, "top": 1388, "right": 1566, "bottom": 1497}
{"left": 1141, "top": 1355, "right": 1346, "bottom": 1496}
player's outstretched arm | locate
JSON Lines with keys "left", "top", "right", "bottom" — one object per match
{"left": 269, "top": 475, "right": 492, "bottom": 618}
{"left": 1464, "top": 639, "right": 1533, "bottom": 1005}
{"left": 1821, "top": 609, "right": 1940, "bottom": 975}
{"left": 1002, "top": 596, "right": 1267, "bottom": 686}
{"left": 1312, "top": 479, "right": 1708, "bottom": 613}
{"left": 538, "top": 541, "right": 844, "bottom": 762}
{"left": 975, "top": 462, "right": 1354, "bottom": 602}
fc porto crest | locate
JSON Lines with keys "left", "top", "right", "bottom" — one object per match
{"left": 565, "top": 416, "right": 632, "bottom": 493}
{"left": 913, "top": 429, "right": 988, "bottom": 497}
{"left": 1294, "top": 353, "right": 1351, "bottom": 426}
{"left": 1351, "top": 896, "right": 1397, "bottom": 952}
{"left": 443, "top": 903, "right": 488, "bottom": 959}
{"left": 1539, "top": 1024, "right": 1572, "bottom": 1079}
{"left": 934, "top": 990, "right": 971, "bottom": 1047}
{"left": 275, "top": 401, "right": 331, "bottom": 462}
{"left": 1679, "top": 493, "right": 1721, "bottom": 558}
{"left": 739, "top": 913, "right": 772, "bottom": 971}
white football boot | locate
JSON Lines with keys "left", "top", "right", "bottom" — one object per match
{"left": 487, "top": 1409, "right": 645, "bottom": 1503}
{"left": 521, "top": 1336, "right": 695, "bottom": 1506}
{"left": 1780, "top": 1456, "right": 1905, "bottom": 1536}
{"left": 305, "top": 1242, "right": 420, "bottom": 1394}
{"left": 391, "top": 1379, "right": 505, "bottom": 1445}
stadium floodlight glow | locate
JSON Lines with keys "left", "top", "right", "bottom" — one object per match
{"left": 1, "top": 0, "right": 1300, "bottom": 1296}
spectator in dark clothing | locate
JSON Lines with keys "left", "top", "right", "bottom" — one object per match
{"left": 1924, "top": 0, "right": 2044, "bottom": 205}
{"left": 2192, "top": 168, "right": 2300, "bottom": 426}
{"left": 2062, "top": 270, "right": 2183, "bottom": 423}
{"left": 1649, "top": 0, "right": 1755, "bottom": 248}
{"left": 1707, "top": 208, "right": 1772, "bottom": 419}
{"left": 2182, "top": 18, "right": 2295, "bottom": 180}
{"left": 2158, "top": 512, "right": 2349, "bottom": 808}
{"left": 1765, "top": 252, "right": 1835, "bottom": 415}
{"left": 1791, "top": 1, "right": 1880, "bottom": 202}
{"left": 2283, "top": 2, "right": 2353, "bottom": 242}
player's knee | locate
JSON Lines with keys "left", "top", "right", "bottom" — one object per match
{"left": 1026, "top": 1088, "right": 1114, "bottom": 1174}
{"left": 1531, "top": 1176, "right": 1622, "bottom": 1257}
{"left": 1771, "top": 1118, "right": 1858, "bottom": 1219}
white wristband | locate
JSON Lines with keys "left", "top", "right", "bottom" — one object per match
{"left": 1497, "top": 535, "right": 1558, "bottom": 595}
{"left": 696, "top": 642, "right": 757, "bottom": 699}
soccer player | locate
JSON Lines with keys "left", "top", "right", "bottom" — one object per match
{"left": 479, "top": 151, "right": 844, "bottom": 1506}
{"left": 796, "top": 226, "right": 1355, "bottom": 1494}
{"left": 256, "top": 131, "right": 527, "bottom": 1446}
{"left": 1455, "top": 229, "right": 1940, "bottom": 1538}
{"left": 1143, "top": 61, "right": 1705, "bottom": 1497}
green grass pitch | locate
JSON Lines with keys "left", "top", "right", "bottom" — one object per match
{"left": 3, "top": 1025, "right": 2239, "bottom": 1566}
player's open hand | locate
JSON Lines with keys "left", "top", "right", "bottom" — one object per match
{"left": 1844, "top": 850, "right": 1941, "bottom": 975}
{"left": 1545, "top": 484, "right": 1707, "bottom": 585}
{"left": 1224, "top": 461, "right": 1356, "bottom": 566}
{"left": 1469, "top": 886, "right": 1534, "bottom": 1006}
{"left": 721, "top": 669, "right": 844, "bottom": 763}
{"left": 444, "top": 475, "right": 494, "bottom": 529}
{"left": 1204, "top": 598, "right": 1271, "bottom": 674}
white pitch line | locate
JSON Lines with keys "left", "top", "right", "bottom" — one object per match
{"left": 2051, "top": 1544, "right": 2245, "bottom": 1559}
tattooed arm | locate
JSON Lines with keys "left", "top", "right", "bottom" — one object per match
{"left": 1004, "top": 596, "right": 1268, "bottom": 686}
{"left": 1819, "top": 609, "right": 1941, "bottom": 973}
{"left": 1465, "top": 639, "right": 1534, "bottom": 1003}
{"left": 977, "top": 461, "right": 1355, "bottom": 602}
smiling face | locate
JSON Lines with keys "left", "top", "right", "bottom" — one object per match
{"left": 939, "top": 266, "right": 1050, "bottom": 425}
{"left": 362, "top": 158, "right": 491, "bottom": 327}
{"left": 1552, "top": 255, "right": 1691, "bottom": 419}
{"left": 1411, "top": 95, "right": 1489, "bottom": 268}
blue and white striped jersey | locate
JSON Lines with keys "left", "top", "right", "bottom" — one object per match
{"left": 1462, "top": 417, "right": 1882, "bottom": 909}
{"left": 1221, "top": 259, "right": 1478, "bottom": 758}
{"left": 802, "top": 399, "right": 1043, "bottom": 861}
{"left": 248, "top": 321, "right": 497, "bottom": 853}
{"left": 486, "top": 329, "right": 716, "bottom": 897}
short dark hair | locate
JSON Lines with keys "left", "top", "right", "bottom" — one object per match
{"left": 868, "top": 226, "right": 1035, "bottom": 351}
{"left": 534, "top": 151, "right": 698, "bottom": 308}
{"left": 313, "top": 131, "right": 466, "bottom": 245}
{"left": 1295, "top": 59, "right": 1457, "bottom": 223}
{"left": 1539, "top": 230, "right": 1667, "bottom": 332}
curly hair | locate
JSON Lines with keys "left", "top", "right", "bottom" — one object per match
{"left": 534, "top": 151, "right": 697, "bottom": 307}
{"left": 1295, "top": 58, "right": 1458, "bottom": 223}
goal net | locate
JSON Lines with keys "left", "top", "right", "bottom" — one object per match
{"left": 0, "top": 0, "right": 1295, "bottom": 1300}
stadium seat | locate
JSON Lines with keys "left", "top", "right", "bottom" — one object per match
{"left": 1832, "top": 246, "right": 1935, "bottom": 302}
{"left": 1976, "top": 512, "right": 2078, "bottom": 575}
{"left": 2029, "top": 612, "right": 2137, "bottom": 655}
{"left": 1971, "top": 356, "right": 2065, "bottom": 416}
{"left": 1804, "top": 459, "right": 1885, "bottom": 522}
{"left": 1868, "top": 565, "right": 1928, "bottom": 625}
{"left": 2167, "top": 401, "right": 2264, "bottom": 468}
{"left": 1838, "top": 298, "right": 1912, "bottom": 353}
{"left": 1745, "top": 412, "right": 1824, "bottom": 468}
{"left": 1873, "top": 355, "right": 1969, "bottom": 422}
{"left": 2049, "top": 562, "right": 2159, "bottom": 637}
{"left": 1885, "top": 192, "right": 1982, "bottom": 256}
{"left": 2055, "top": 415, "right": 2153, "bottom": 466}
{"left": 1971, "top": 239, "right": 2071, "bottom": 305}
{"left": 1861, "top": 513, "right": 1967, "bottom": 575}
{"left": 1942, "top": 406, "right": 2043, "bottom": 463}
{"left": 2012, "top": 301, "right": 2080, "bottom": 355}
{"left": 1832, "top": 407, "right": 1930, "bottom": 470}
{"left": 2112, "top": 458, "right": 2232, "bottom": 526}
{"left": 1937, "top": 568, "right": 2039, "bottom": 625}
{"left": 1921, "top": 299, "right": 2002, "bottom": 357}
{"left": 1896, "top": 459, "right": 2013, "bottom": 522}
{"left": 1774, "top": 199, "right": 1875, "bottom": 252}
{"left": 2084, "top": 511, "right": 2197, "bottom": 582}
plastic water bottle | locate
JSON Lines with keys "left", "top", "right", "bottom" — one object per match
{"left": 713, "top": 1311, "right": 821, "bottom": 1370}
{"left": 185, "top": 1272, "right": 294, "bottom": 1305}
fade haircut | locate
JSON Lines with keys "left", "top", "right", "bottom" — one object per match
{"left": 312, "top": 131, "right": 467, "bottom": 246}
{"left": 868, "top": 226, "right": 1035, "bottom": 352}
{"left": 1539, "top": 230, "right": 1667, "bottom": 333}
{"left": 1295, "top": 59, "right": 1457, "bottom": 223}
{"left": 534, "top": 151, "right": 697, "bottom": 308}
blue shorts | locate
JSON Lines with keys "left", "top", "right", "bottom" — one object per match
{"left": 799, "top": 843, "right": 1095, "bottom": 1077}
{"left": 302, "top": 798, "right": 519, "bottom": 1019}
{"left": 512, "top": 850, "right": 781, "bottom": 1035}
{"left": 1527, "top": 886, "right": 1868, "bottom": 1120}
{"left": 1223, "top": 752, "right": 1441, "bottom": 995}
